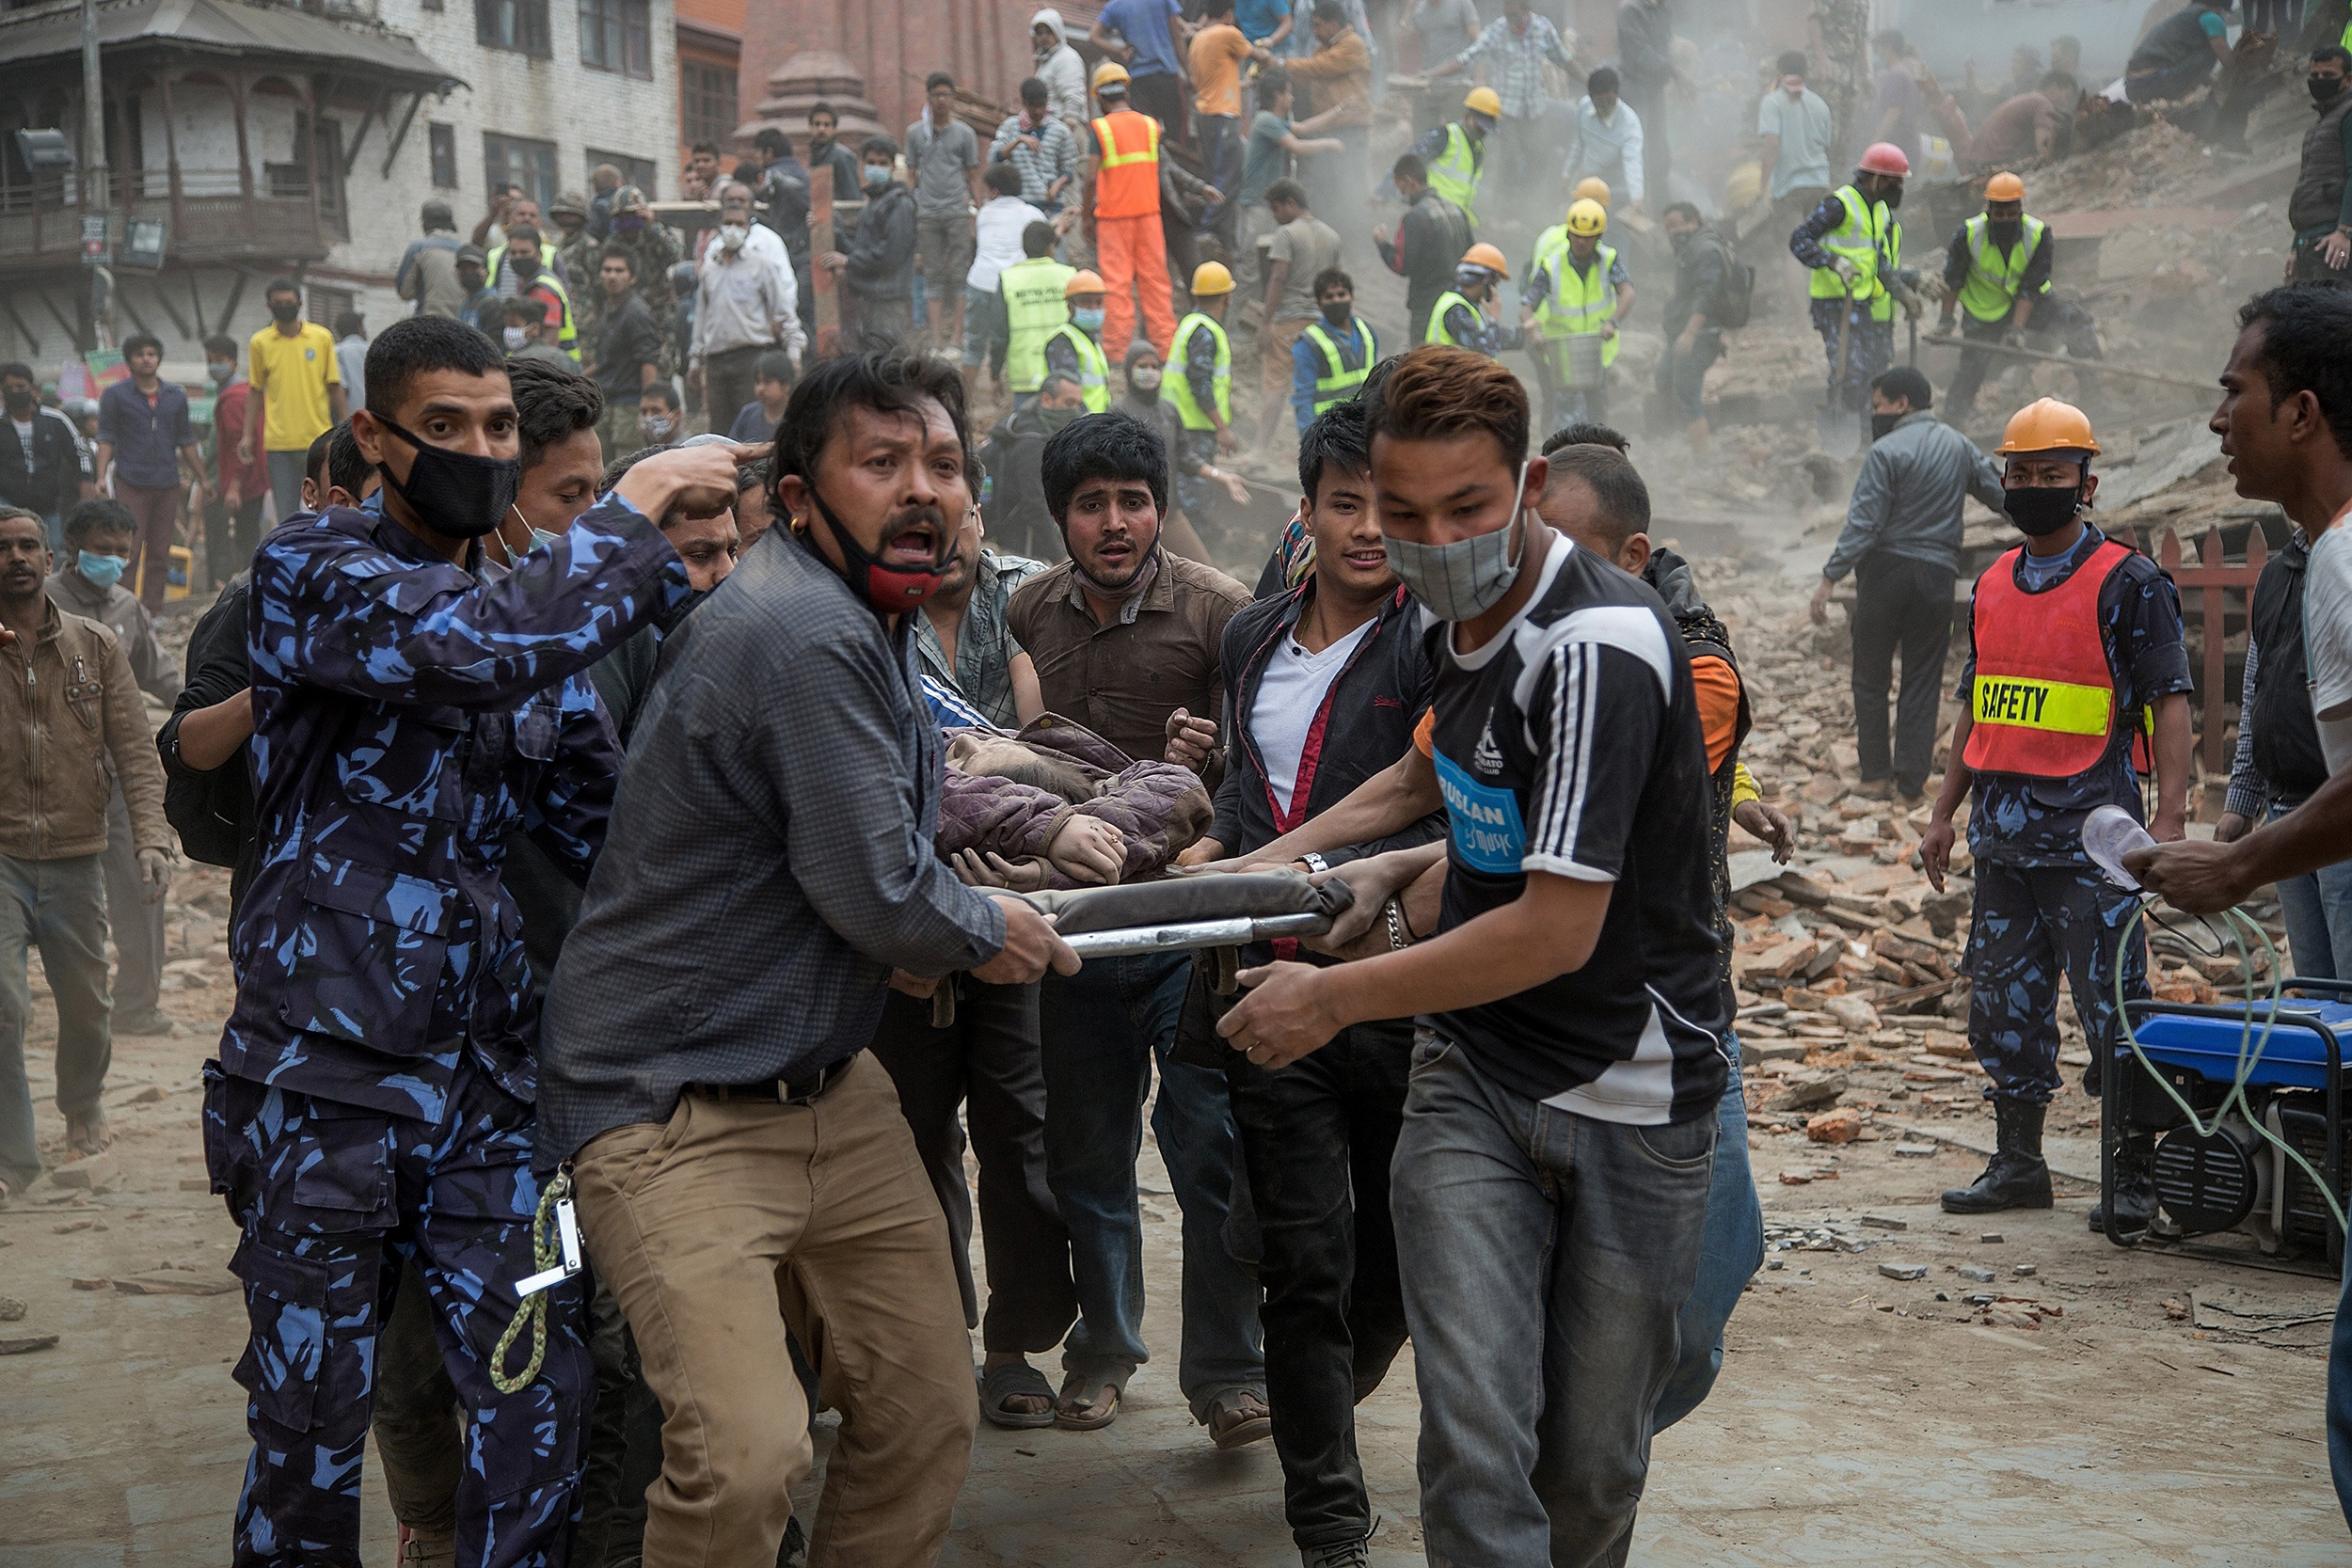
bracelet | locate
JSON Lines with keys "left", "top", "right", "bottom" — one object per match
{"left": 1384, "top": 896, "right": 1411, "bottom": 951}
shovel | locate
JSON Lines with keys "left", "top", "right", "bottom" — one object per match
{"left": 1816, "top": 288, "right": 1859, "bottom": 458}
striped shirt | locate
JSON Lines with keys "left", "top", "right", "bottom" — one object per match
{"left": 1451, "top": 12, "right": 1575, "bottom": 120}
{"left": 916, "top": 549, "right": 1046, "bottom": 729}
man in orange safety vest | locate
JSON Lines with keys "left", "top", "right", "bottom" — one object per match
{"left": 1082, "top": 59, "right": 1178, "bottom": 358}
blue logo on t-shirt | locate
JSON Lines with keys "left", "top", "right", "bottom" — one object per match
{"left": 1435, "top": 747, "right": 1525, "bottom": 874}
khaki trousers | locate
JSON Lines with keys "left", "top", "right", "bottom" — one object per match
{"left": 572, "top": 1051, "right": 978, "bottom": 1567}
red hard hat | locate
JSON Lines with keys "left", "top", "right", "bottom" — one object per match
{"left": 1858, "top": 141, "right": 1912, "bottom": 177}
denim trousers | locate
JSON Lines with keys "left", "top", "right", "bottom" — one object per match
{"left": 2267, "top": 800, "right": 2352, "bottom": 981}
{"left": 1391, "top": 1031, "right": 1714, "bottom": 1568}
{"left": 1226, "top": 1017, "right": 1414, "bottom": 1549}
{"left": 1038, "top": 950, "right": 1266, "bottom": 1418}
{"left": 0, "top": 851, "right": 112, "bottom": 1194}
{"left": 265, "top": 450, "right": 309, "bottom": 526}
{"left": 102, "top": 784, "right": 166, "bottom": 1020}
{"left": 1651, "top": 1047, "right": 1764, "bottom": 1431}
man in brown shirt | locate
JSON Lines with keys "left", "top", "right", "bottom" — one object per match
{"left": 1005, "top": 412, "right": 1271, "bottom": 1449}
{"left": 0, "top": 506, "right": 171, "bottom": 1199}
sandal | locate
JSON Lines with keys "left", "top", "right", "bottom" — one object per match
{"left": 979, "top": 1360, "right": 1057, "bottom": 1430}
{"left": 1205, "top": 1388, "right": 1272, "bottom": 1450}
{"left": 1054, "top": 1369, "right": 1127, "bottom": 1431}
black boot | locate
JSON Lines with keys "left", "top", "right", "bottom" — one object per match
{"left": 1941, "top": 1099, "right": 2055, "bottom": 1213}
{"left": 2089, "top": 1135, "right": 2158, "bottom": 1239}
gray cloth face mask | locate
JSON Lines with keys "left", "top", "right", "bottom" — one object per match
{"left": 1379, "top": 460, "right": 1529, "bottom": 623}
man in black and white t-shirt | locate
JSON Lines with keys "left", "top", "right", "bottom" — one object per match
{"left": 1218, "top": 342, "right": 1725, "bottom": 1567}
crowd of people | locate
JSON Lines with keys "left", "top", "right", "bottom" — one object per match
{"left": 10, "top": 6, "right": 2352, "bottom": 1568}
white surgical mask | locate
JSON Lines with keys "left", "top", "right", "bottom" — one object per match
{"left": 643, "top": 414, "right": 675, "bottom": 440}
{"left": 719, "top": 223, "right": 749, "bottom": 251}
{"left": 503, "top": 326, "right": 529, "bottom": 350}
{"left": 1381, "top": 460, "right": 1531, "bottom": 623}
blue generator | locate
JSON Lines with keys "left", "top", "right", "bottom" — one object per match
{"left": 2111, "top": 985, "right": 2350, "bottom": 1269}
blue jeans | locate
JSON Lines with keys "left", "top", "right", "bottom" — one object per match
{"left": 2269, "top": 800, "right": 2352, "bottom": 980}
{"left": 1392, "top": 1030, "right": 1715, "bottom": 1568}
{"left": 961, "top": 282, "right": 1008, "bottom": 374}
{"left": 266, "top": 449, "right": 309, "bottom": 524}
{"left": 0, "top": 851, "right": 112, "bottom": 1194}
{"left": 1038, "top": 951, "right": 1265, "bottom": 1418}
{"left": 1652, "top": 1045, "right": 1763, "bottom": 1430}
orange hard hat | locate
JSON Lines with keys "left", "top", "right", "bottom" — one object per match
{"left": 1984, "top": 170, "right": 2026, "bottom": 203}
{"left": 1460, "top": 241, "right": 1510, "bottom": 278}
{"left": 1858, "top": 141, "right": 1912, "bottom": 177}
{"left": 1995, "top": 397, "right": 2101, "bottom": 456}
{"left": 1064, "top": 269, "right": 1105, "bottom": 296}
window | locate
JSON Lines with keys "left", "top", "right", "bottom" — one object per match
{"left": 680, "top": 60, "right": 739, "bottom": 152}
{"left": 428, "top": 123, "right": 457, "bottom": 188}
{"left": 579, "top": 0, "right": 650, "bottom": 77}
{"left": 483, "top": 132, "right": 559, "bottom": 213}
{"left": 586, "top": 148, "right": 657, "bottom": 200}
{"left": 304, "top": 283, "right": 356, "bottom": 331}
{"left": 476, "top": 0, "right": 549, "bottom": 56}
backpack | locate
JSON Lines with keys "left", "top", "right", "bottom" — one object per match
{"left": 1711, "top": 236, "right": 1756, "bottom": 330}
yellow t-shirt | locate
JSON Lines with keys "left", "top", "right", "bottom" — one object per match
{"left": 247, "top": 322, "right": 342, "bottom": 451}
{"left": 1189, "top": 24, "right": 1255, "bottom": 119}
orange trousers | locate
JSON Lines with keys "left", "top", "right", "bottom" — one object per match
{"left": 1094, "top": 213, "right": 1176, "bottom": 360}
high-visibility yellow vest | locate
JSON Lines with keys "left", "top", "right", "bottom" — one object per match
{"left": 1807, "top": 182, "right": 1900, "bottom": 324}
{"left": 1298, "top": 315, "right": 1378, "bottom": 413}
{"left": 1042, "top": 322, "right": 1110, "bottom": 412}
{"left": 1425, "top": 122, "right": 1484, "bottom": 229}
{"left": 488, "top": 241, "right": 578, "bottom": 357}
{"left": 1957, "top": 213, "right": 2050, "bottom": 325}
{"left": 1424, "top": 290, "right": 1476, "bottom": 348}
{"left": 1532, "top": 238, "right": 1620, "bottom": 367}
{"left": 1161, "top": 312, "right": 1231, "bottom": 430}
{"left": 1002, "top": 257, "right": 1077, "bottom": 392}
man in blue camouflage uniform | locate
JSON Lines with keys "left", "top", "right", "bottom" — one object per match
{"left": 1917, "top": 398, "right": 2192, "bottom": 1229}
{"left": 201, "top": 315, "right": 743, "bottom": 1567}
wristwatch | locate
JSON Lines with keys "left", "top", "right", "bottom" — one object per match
{"left": 1301, "top": 850, "right": 1329, "bottom": 874}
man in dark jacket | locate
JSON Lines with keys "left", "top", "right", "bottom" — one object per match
{"left": 1658, "top": 202, "right": 1732, "bottom": 455}
{"left": 981, "top": 371, "right": 1089, "bottom": 562}
{"left": 1378, "top": 153, "right": 1472, "bottom": 345}
{"left": 1177, "top": 397, "right": 1440, "bottom": 1566}
{"left": 748, "top": 126, "right": 816, "bottom": 287}
{"left": 2291, "top": 46, "right": 2352, "bottom": 283}
{"left": 823, "top": 136, "right": 920, "bottom": 344}
{"left": 0, "top": 361, "right": 91, "bottom": 546}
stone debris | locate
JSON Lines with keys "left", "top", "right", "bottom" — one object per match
{"left": 49, "top": 1151, "right": 117, "bottom": 1192}
{"left": 1859, "top": 1214, "right": 1908, "bottom": 1231}
{"left": 1805, "top": 1106, "right": 1865, "bottom": 1144}
{"left": 0, "top": 1295, "right": 22, "bottom": 1322}
{"left": 1878, "top": 1262, "right": 1929, "bottom": 1281}
{"left": 1959, "top": 1266, "right": 1997, "bottom": 1284}
{"left": 1765, "top": 1220, "right": 1876, "bottom": 1254}
{"left": 0, "top": 1333, "right": 59, "bottom": 1355}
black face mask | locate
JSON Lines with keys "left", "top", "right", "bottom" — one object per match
{"left": 1869, "top": 411, "right": 1904, "bottom": 441}
{"left": 372, "top": 414, "right": 521, "bottom": 538}
{"left": 2315, "top": 74, "right": 2345, "bottom": 103}
{"left": 2004, "top": 483, "right": 2080, "bottom": 537}
{"left": 1877, "top": 182, "right": 1903, "bottom": 210}
{"left": 3, "top": 388, "right": 31, "bottom": 412}
{"left": 1987, "top": 219, "right": 2023, "bottom": 246}
{"left": 1318, "top": 301, "right": 1354, "bottom": 327}
{"left": 510, "top": 256, "right": 541, "bottom": 281}
{"left": 270, "top": 299, "right": 302, "bottom": 324}
{"left": 800, "top": 484, "right": 958, "bottom": 615}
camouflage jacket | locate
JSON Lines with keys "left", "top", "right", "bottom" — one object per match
{"left": 217, "top": 496, "right": 688, "bottom": 1118}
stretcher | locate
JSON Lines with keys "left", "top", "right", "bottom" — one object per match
{"left": 1023, "top": 870, "right": 1355, "bottom": 958}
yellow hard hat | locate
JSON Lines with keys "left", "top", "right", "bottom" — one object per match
{"left": 1995, "top": 397, "right": 2101, "bottom": 456}
{"left": 1565, "top": 198, "right": 1608, "bottom": 237}
{"left": 1571, "top": 176, "right": 1612, "bottom": 208}
{"left": 1464, "top": 87, "right": 1502, "bottom": 119}
{"left": 1191, "top": 261, "right": 1235, "bottom": 296}
{"left": 1984, "top": 170, "right": 2026, "bottom": 204}
{"left": 1064, "top": 269, "right": 1106, "bottom": 297}
{"left": 1092, "top": 59, "right": 1131, "bottom": 91}
{"left": 1460, "top": 241, "right": 1510, "bottom": 278}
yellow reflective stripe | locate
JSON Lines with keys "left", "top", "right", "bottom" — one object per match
{"left": 1093, "top": 117, "right": 1158, "bottom": 167}
{"left": 1971, "top": 675, "right": 2113, "bottom": 736}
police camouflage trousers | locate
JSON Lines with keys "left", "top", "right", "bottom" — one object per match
{"left": 202, "top": 1053, "right": 591, "bottom": 1567}
{"left": 1963, "top": 858, "right": 2149, "bottom": 1105}
{"left": 1809, "top": 298, "right": 1893, "bottom": 414}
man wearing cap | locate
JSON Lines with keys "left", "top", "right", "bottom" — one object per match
{"left": 1916, "top": 397, "right": 2191, "bottom": 1226}
{"left": 1523, "top": 198, "right": 1631, "bottom": 433}
{"left": 602, "top": 185, "right": 686, "bottom": 327}
{"left": 1424, "top": 244, "right": 1521, "bottom": 357}
{"left": 552, "top": 192, "right": 604, "bottom": 336}
{"left": 1791, "top": 144, "right": 1919, "bottom": 446}
{"left": 1403, "top": 88, "right": 1499, "bottom": 235}
{"left": 454, "top": 245, "right": 501, "bottom": 339}
{"left": 395, "top": 200, "right": 468, "bottom": 320}
{"left": 1164, "top": 261, "right": 1253, "bottom": 532}
{"left": 1044, "top": 271, "right": 1112, "bottom": 411}
{"left": 1083, "top": 61, "right": 1178, "bottom": 357}
{"left": 1938, "top": 173, "right": 2103, "bottom": 425}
